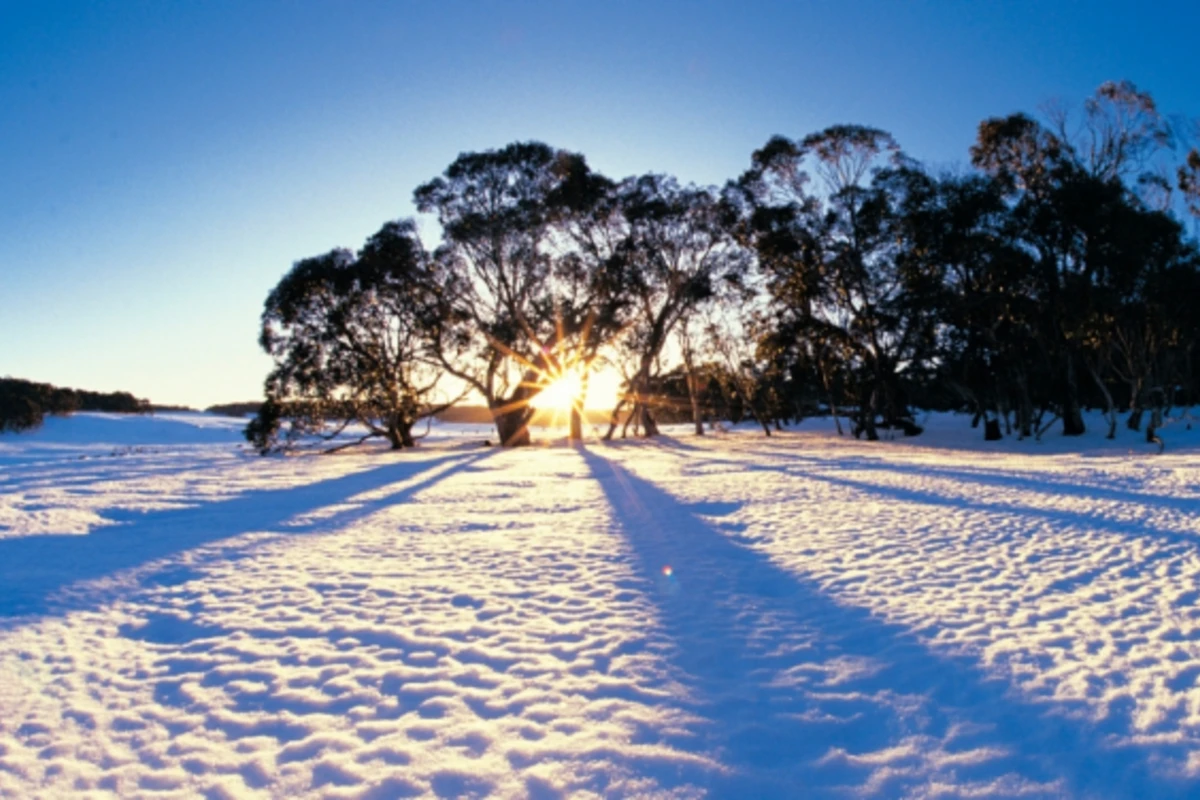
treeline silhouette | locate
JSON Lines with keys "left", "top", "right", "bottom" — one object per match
{"left": 0, "top": 377, "right": 149, "bottom": 433}
{"left": 205, "top": 402, "right": 263, "bottom": 418}
{"left": 252, "top": 81, "right": 1200, "bottom": 451}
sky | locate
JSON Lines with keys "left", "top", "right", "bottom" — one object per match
{"left": 2, "top": 0, "right": 1198, "bottom": 409}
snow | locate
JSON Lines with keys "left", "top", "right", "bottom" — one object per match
{"left": 2, "top": 410, "right": 1200, "bottom": 797}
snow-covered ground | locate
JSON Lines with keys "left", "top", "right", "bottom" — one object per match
{"left": 2, "top": 411, "right": 1200, "bottom": 798}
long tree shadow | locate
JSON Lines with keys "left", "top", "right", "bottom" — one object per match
{"left": 680, "top": 438, "right": 1200, "bottom": 516}
{"left": 0, "top": 456, "right": 196, "bottom": 493}
{"left": 656, "top": 446, "right": 1200, "bottom": 557}
{"left": 580, "top": 446, "right": 1189, "bottom": 798}
{"left": 829, "top": 455, "right": 1200, "bottom": 516}
{"left": 778, "top": 466, "right": 1200, "bottom": 573}
{"left": 0, "top": 442, "right": 246, "bottom": 492}
{"left": 0, "top": 448, "right": 495, "bottom": 621}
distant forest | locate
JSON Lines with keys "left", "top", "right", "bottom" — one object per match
{"left": 204, "top": 401, "right": 263, "bottom": 418}
{"left": 248, "top": 81, "right": 1200, "bottom": 452}
{"left": 0, "top": 377, "right": 149, "bottom": 432}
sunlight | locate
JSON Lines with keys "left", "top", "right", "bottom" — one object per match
{"left": 529, "top": 365, "right": 622, "bottom": 414}
{"left": 533, "top": 369, "right": 584, "bottom": 413}
{"left": 587, "top": 367, "right": 622, "bottom": 411}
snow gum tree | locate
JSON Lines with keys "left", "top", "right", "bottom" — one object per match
{"left": 738, "top": 126, "right": 929, "bottom": 440}
{"left": 251, "top": 220, "right": 458, "bottom": 453}
{"left": 415, "top": 142, "right": 627, "bottom": 446}
{"left": 244, "top": 81, "right": 1200, "bottom": 452}
{"left": 970, "top": 82, "right": 1196, "bottom": 437}
{"left": 601, "top": 175, "right": 749, "bottom": 439}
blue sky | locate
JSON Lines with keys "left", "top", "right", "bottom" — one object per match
{"left": 2, "top": 0, "right": 1198, "bottom": 408}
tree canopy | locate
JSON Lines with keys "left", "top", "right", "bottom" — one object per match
{"left": 250, "top": 81, "right": 1200, "bottom": 451}
{"left": 250, "top": 220, "right": 459, "bottom": 453}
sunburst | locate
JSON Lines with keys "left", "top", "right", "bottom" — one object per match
{"left": 483, "top": 309, "right": 632, "bottom": 440}
{"left": 526, "top": 341, "right": 592, "bottom": 432}
{"left": 531, "top": 367, "right": 584, "bottom": 414}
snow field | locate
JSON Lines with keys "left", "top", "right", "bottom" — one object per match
{"left": 1, "top": 412, "right": 1200, "bottom": 797}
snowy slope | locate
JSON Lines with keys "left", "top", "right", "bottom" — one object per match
{"left": 2, "top": 412, "right": 1200, "bottom": 797}
{"left": 0, "top": 412, "right": 248, "bottom": 465}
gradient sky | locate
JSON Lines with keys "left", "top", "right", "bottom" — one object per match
{"left": 3, "top": 0, "right": 1198, "bottom": 408}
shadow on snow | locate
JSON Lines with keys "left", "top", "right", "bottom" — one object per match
{"left": 580, "top": 445, "right": 1187, "bottom": 798}
{"left": 683, "top": 438, "right": 1200, "bottom": 517}
{"left": 0, "top": 449, "right": 495, "bottom": 622}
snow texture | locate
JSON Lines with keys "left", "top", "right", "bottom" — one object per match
{"left": 2, "top": 411, "right": 1200, "bottom": 798}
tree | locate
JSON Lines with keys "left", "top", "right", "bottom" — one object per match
{"left": 885, "top": 170, "right": 1046, "bottom": 439}
{"left": 971, "top": 112, "right": 1105, "bottom": 435}
{"left": 0, "top": 377, "right": 148, "bottom": 433}
{"left": 1047, "top": 80, "right": 1174, "bottom": 192}
{"left": 739, "top": 126, "right": 930, "bottom": 440}
{"left": 970, "top": 81, "right": 1200, "bottom": 437}
{"left": 548, "top": 167, "right": 635, "bottom": 440}
{"left": 415, "top": 142, "right": 625, "bottom": 446}
{"left": 251, "top": 219, "right": 458, "bottom": 453}
{"left": 601, "top": 175, "right": 748, "bottom": 439}
{"left": 968, "top": 81, "right": 1200, "bottom": 439}
{"left": 1181, "top": 149, "right": 1200, "bottom": 218}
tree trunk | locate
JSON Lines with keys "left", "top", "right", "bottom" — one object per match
{"left": 686, "top": 369, "right": 703, "bottom": 436}
{"left": 628, "top": 362, "right": 660, "bottom": 438}
{"left": 856, "top": 387, "right": 878, "bottom": 441}
{"left": 1061, "top": 402, "right": 1086, "bottom": 436}
{"left": 758, "top": 415, "right": 773, "bottom": 437}
{"left": 493, "top": 406, "right": 532, "bottom": 447}
{"left": 1085, "top": 362, "right": 1117, "bottom": 439}
{"left": 678, "top": 323, "right": 705, "bottom": 437}
{"left": 636, "top": 364, "right": 660, "bottom": 437}
{"left": 386, "top": 417, "right": 415, "bottom": 449}
{"left": 1013, "top": 371, "right": 1033, "bottom": 439}
{"left": 568, "top": 372, "right": 588, "bottom": 442}
{"left": 638, "top": 403, "right": 660, "bottom": 437}
{"left": 1146, "top": 409, "right": 1164, "bottom": 451}
{"left": 1122, "top": 374, "right": 1143, "bottom": 430}
{"left": 603, "top": 397, "right": 626, "bottom": 441}
{"left": 816, "top": 351, "right": 844, "bottom": 435}
{"left": 1061, "top": 361, "right": 1086, "bottom": 436}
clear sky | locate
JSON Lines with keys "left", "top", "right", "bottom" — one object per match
{"left": 2, "top": 0, "right": 1198, "bottom": 408}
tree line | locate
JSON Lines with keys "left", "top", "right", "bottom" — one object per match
{"left": 250, "top": 81, "right": 1200, "bottom": 452}
{"left": 0, "top": 377, "right": 149, "bottom": 433}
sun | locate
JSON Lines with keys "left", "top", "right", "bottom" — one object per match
{"left": 532, "top": 368, "right": 584, "bottom": 413}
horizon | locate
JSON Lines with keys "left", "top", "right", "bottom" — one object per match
{"left": 3, "top": 1, "right": 1199, "bottom": 408}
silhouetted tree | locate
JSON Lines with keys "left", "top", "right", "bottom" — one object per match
{"left": 1181, "top": 149, "right": 1200, "bottom": 218}
{"left": 971, "top": 82, "right": 1200, "bottom": 437}
{"left": 415, "top": 142, "right": 624, "bottom": 446}
{"left": 252, "top": 220, "right": 458, "bottom": 453}
{"left": 738, "top": 126, "right": 931, "bottom": 439}
{"left": 241, "top": 81, "right": 1200, "bottom": 450}
{"left": 600, "top": 175, "right": 749, "bottom": 439}
{"left": 0, "top": 377, "right": 147, "bottom": 433}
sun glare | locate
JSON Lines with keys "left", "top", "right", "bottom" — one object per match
{"left": 533, "top": 369, "right": 584, "bottom": 413}
{"left": 530, "top": 365, "right": 623, "bottom": 417}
